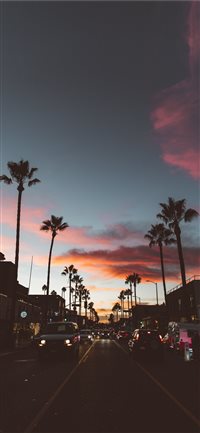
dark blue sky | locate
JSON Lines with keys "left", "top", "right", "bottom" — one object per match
{"left": 1, "top": 1, "right": 199, "bottom": 317}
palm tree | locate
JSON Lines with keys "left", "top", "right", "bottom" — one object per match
{"left": 125, "top": 275, "right": 134, "bottom": 311}
{"left": 88, "top": 301, "right": 94, "bottom": 321}
{"left": 124, "top": 288, "right": 131, "bottom": 317}
{"left": 0, "top": 159, "right": 40, "bottom": 346}
{"left": 131, "top": 273, "right": 142, "bottom": 307}
{"left": 72, "top": 274, "right": 83, "bottom": 311}
{"left": 112, "top": 302, "right": 121, "bottom": 322}
{"left": 78, "top": 283, "right": 85, "bottom": 316}
{"left": 40, "top": 215, "right": 69, "bottom": 297}
{"left": 61, "top": 265, "right": 78, "bottom": 310}
{"left": 118, "top": 290, "right": 125, "bottom": 318}
{"left": 82, "top": 288, "right": 90, "bottom": 318}
{"left": 42, "top": 284, "right": 47, "bottom": 295}
{"left": 0, "top": 159, "right": 40, "bottom": 279}
{"left": 157, "top": 197, "right": 199, "bottom": 287}
{"left": 61, "top": 286, "right": 66, "bottom": 302}
{"left": 144, "top": 223, "right": 176, "bottom": 307}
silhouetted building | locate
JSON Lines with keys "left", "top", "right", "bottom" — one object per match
{"left": 28, "top": 294, "right": 65, "bottom": 322}
{"left": 166, "top": 275, "right": 200, "bottom": 322}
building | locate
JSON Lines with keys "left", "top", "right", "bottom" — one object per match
{"left": 166, "top": 275, "right": 200, "bottom": 322}
{"left": 28, "top": 294, "right": 65, "bottom": 323}
{"left": 0, "top": 261, "right": 41, "bottom": 347}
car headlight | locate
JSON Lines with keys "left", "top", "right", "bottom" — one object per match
{"left": 64, "top": 339, "right": 72, "bottom": 346}
{"left": 39, "top": 339, "right": 46, "bottom": 346}
{"left": 88, "top": 335, "right": 92, "bottom": 339}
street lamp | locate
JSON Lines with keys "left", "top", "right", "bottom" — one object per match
{"left": 146, "top": 280, "right": 158, "bottom": 305}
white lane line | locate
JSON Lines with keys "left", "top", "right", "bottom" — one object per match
{"left": 23, "top": 343, "right": 95, "bottom": 433}
{"left": 114, "top": 340, "right": 200, "bottom": 429}
{"left": 14, "top": 359, "right": 36, "bottom": 363}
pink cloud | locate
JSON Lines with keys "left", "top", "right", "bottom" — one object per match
{"left": 55, "top": 244, "right": 199, "bottom": 283}
{"left": 151, "top": 2, "right": 199, "bottom": 179}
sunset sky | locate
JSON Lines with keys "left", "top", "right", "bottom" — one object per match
{"left": 0, "top": 1, "right": 199, "bottom": 321}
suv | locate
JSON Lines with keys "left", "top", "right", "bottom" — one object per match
{"left": 33, "top": 321, "right": 80, "bottom": 360}
{"left": 128, "top": 329, "right": 164, "bottom": 362}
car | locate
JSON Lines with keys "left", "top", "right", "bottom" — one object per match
{"left": 33, "top": 321, "right": 80, "bottom": 360}
{"left": 116, "top": 329, "right": 132, "bottom": 342}
{"left": 128, "top": 329, "right": 164, "bottom": 362}
{"left": 80, "top": 329, "right": 94, "bottom": 344}
{"left": 99, "top": 329, "right": 110, "bottom": 339}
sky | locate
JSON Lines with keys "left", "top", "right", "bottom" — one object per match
{"left": 0, "top": 0, "right": 199, "bottom": 321}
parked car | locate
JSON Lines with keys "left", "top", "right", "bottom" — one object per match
{"left": 128, "top": 329, "right": 164, "bottom": 362}
{"left": 33, "top": 321, "right": 80, "bottom": 360}
{"left": 116, "top": 329, "right": 132, "bottom": 342}
{"left": 80, "top": 329, "right": 94, "bottom": 344}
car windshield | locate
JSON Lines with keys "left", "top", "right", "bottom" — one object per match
{"left": 42, "top": 323, "right": 75, "bottom": 334}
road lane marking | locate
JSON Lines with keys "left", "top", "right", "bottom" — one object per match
{"left": 114, "top": 340, "right": 200, "bottom": 429}
{"left": 14, "top": 359, "right": 36, "bottom": 363}
{"left": 23, "top": 342, "right": 95, "bottom": 433}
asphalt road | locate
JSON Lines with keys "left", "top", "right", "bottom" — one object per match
{"left": 0, "top": 339, "right": 199, "bottom": 433}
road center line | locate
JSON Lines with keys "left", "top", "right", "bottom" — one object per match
{"left": 23, "top": 343, "right": 94, "bottom": 433}
{"left": 114, "top": 340, "right": 200, "bottom": 429}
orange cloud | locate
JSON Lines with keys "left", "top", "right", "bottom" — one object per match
{"left": 151, "top": 2, "right": 199, "bottom": 179}
{"left": 55, "top": 244, "right": 199, "bottom": 283}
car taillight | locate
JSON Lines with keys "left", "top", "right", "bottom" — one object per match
{"left": 159, "top": 335, "right": 162, "bottom": 341}
{"left": 136, "top": 333, "right": 139, "bottom": 340}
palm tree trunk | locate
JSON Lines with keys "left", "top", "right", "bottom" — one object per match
{"left": 134, "top": 283, "right": 137, "bottom": 306}
{"left": 15, "top": 188, "right": 23, "bottom": 279}
{"left": 130, "top": 283, "right": 133, "bottom": 314}
{"left": 159, "top": 243, "right": 168, "bottom": 305}
{"left": 69, "top": 274, "right": 71, "bottom": 310}
{"left": 46, "top": 235, "right": 55, "bottom": 296}
{"left": 175, "top": 226, "right": 186, "bottom": 287}
{"left": 79, "top": 293, "right": 82, "bottom": 316}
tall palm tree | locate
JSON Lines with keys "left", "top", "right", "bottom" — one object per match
{"left": 72, "top": 274, "right": 83, "bottom": 311}
{"left": 78, "top": 283, "right": 85, "bottom": 316}
{"left": 88, "top": 301, "right": 94, "bottom": 321}
{"left": 61, "top": 286, "right": 66, "bottom": 303}
{"left": 0, "top": 160, "right": 40, "bottom": 345}
{"left": 157, "top": 197, "right": 199, "bottom": 287}
{"left": 112, "top": 302, "right": 121, "bottom": 322}
{"left": 124, "top": 288, "right": 131, "bottom": 317}
{"left": 125, "top": 275, "right": 134, "bottom": 311}
{"left": 40, "top": 215, "right": 69, "bottom": 297}
{"left": 82, "top": 288, "right": 90, "bottom": 318}
{"left": 0, "top": 159, "right": 40, "bottom": 279}
{"left": 144, "top": 223, "right": 176, "bottom": 307}
{"left": 118, "top": 290, "right": 125, "bottom": 318}
{"left": 131, "top": 273, "right": 142, "bottom": 307}
{"left": 61, "top": 265, "right": 78, "bottom": 310}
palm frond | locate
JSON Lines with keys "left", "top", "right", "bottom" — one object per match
{"left": 0, "top": 175, "right": 12, "bottom": 184}
{"left": 28, "top": 178, "right": 41, "bottom": 187}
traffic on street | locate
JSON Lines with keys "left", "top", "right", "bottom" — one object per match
{"left": 0, "top": 333, "right": 199, "bottom": 433}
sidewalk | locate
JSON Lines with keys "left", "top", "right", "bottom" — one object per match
{"left": 0, "top": 339, "right": 32, "bottom": 356}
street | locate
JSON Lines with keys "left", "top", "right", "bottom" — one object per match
{"left": 0, "top": 339, "right": 199, "bottom": 433}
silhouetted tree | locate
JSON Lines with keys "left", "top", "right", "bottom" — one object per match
{"left": 40, "top": 215, "right": 69, "bottom": 296}
{"left": 0, "top": 159, "right": 40, "bottom": 279}
{"left": 157, "top": 197, "right": 199, "bottom": 287}
{"left": 144, "top": 223, "right": 175, "bottom": 306}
